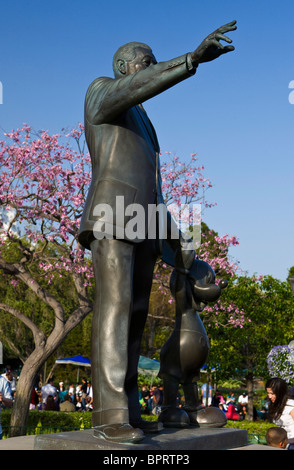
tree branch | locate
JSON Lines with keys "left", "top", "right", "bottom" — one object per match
{"left": 0, "top": 256, "right": 66, "bottom": 325}
{"left": 0, "top": 303, "right": 46, "bottom": 348}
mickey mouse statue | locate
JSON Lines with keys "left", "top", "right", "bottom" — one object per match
{"left": 158, "top": 252, "right": 228, "bottom": 428}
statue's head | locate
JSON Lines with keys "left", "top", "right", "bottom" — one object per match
{"left": 112, "top": 42, "right": 157, "bottom": 78}
{"left": 170, "top": 258, "right": 228, "bottom": 311}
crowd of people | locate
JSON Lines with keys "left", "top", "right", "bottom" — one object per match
{"left": 138, "top": 383, "right": 258, "bottom": 421}
{"left": 0, "top": 366, "right": 94, "bottom": 439}
{"left": 30, "top": 376, "right": 93, "bottom": 412}
{"left": 138, "top": 384, "right": 166, "bottom": 415}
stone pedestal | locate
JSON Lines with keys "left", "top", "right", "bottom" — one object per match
{"left": 34, "top": 426, "right": 248, "bottom": 451}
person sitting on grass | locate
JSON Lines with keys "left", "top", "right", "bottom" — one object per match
{"left": 59, "top": 394, "right": 76, "bottom": 412}
{"left": 225, "top": 399, "right": 240, "bottom": 420}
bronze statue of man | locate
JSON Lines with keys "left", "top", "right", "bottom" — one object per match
{"left": 78, "top": 20, "right": 237, "bottom": 443}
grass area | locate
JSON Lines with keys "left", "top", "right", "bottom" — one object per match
{"left": 225, "top": 419, "right": 276, "bottom": 445}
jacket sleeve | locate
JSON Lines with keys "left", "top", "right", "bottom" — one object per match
{"left": 85, "top": 53, "right": 197, "bottom": 125}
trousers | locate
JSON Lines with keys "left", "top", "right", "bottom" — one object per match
{"left": 90, "top": 237, "right": 158, "bottom": 426}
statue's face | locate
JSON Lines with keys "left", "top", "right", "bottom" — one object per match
{"left": 125, "top": 47, "right": 157, "bottom": 75}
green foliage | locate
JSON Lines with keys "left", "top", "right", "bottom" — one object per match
{"left": 137, "top": 374, "right": 162, "bottom": 388}
{"left": 207, "top": 275, "right": 294, "bottom": 382}
{"left": 141, "top": 281, "right": 174, "bottom": 359}
{"left": 0, "top": 238, "right": 94, "bottom": 366}
{"left": 1, "top": 410, "right": 92, "bottom": 436}
{"left": 58, "top": 313, "right": 92, "bottom": 359}
{"left": 141, "top": 414, "right": 159, "bottom": 422}
{"left": 225, "top": 419, "right": 276, "bottom": 436}
{"left": 288, "top": 266, "right": 294, "bottom": 278}
{"left": 217, "top": 378, "right": 244, "bottom": 389}
{"left": 225, "top": 420, "right": 275, "bottom": 445}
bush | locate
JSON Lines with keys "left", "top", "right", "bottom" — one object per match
{"left": 1, "top": 410, "right": 93, "bottom": 437}
{"left": 225, "top": 419, "right": 276, "bottom": 444}
{"left": 141, "top": 414, "right": 159, "bottom": 421}
{"left": 226, "top": 419, "right": 275, "bottom": 433}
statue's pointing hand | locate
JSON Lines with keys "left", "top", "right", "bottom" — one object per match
{"left": 191, "top": 20, "right": 237, "bottom": 65}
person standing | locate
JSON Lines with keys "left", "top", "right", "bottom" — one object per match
{"left": 81, "top": 377, "right": 88, "bottom": 411}
{"left": 58, "top": 382, "right": 68, "bottom": 403}
{"left": 1, "top": 368, "right": 16, "bottom": 398}
{"left": 41, "top": 378, "right": 57, "bottom": 404}
{"left": 201, "top": 381, "right": 213, "bottom": 406}
{"left": 0, "top": 375, "right": 13, "bottom": 440}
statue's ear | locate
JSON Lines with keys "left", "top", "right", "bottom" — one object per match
{"left": 117, "top": 59, "right": 126, "bottom": 75}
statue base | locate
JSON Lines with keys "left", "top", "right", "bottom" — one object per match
{"left": 34, "top": 426, "right": 247, "bottom": 451}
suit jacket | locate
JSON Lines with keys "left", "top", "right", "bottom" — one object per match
{"left": 78, "top": 52, "right": 197, "bottom": 261}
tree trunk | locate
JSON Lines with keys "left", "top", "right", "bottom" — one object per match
{"left": 9, "top": 303, "right": 92, "bottom": 437}
{"left": 9, "top": 354, "right": 42, "bottom": 436}
{"left": 147, "top": 318, "right": 158, "bottom": 357}
{"left": 246, "top": 373, "right": 254, "bottom": 422}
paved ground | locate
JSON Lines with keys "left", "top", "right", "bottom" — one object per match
{"left": 0, "top": 433, "right": 282, "bottom": 451}
{"left": 0, "top": 435, "right": 36, "bottom": 450}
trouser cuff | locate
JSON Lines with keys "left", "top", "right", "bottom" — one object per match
{"left": 92, "top": 408, "right": 129, "bottom": 427}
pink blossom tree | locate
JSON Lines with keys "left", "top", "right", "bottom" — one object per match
{"left": 0, "top": 124, "right": 93, "bottom": 435}
{"left": 0, "top": 124, "right": 242, "bottom": 435}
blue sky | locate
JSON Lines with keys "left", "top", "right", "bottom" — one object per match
{"left": 1, "top": 0, "right": 294, "bottom": 281}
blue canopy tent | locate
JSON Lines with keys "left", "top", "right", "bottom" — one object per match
{"left": 55, "top": 355, "right": 159, "bottom": 384}
{"left": 138, "top": 356, "right": 160, "bottom": 387}
{"left": 55, "top": 355, "right": 91, "bottom": 383}
{"left": 138, "top": 356, "right": 160, "bottom": 373}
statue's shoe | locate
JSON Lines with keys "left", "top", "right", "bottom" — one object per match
{"left": 158, "top": 407, "right": 190, "bottom": 428}
{"left": 191, "top": 407, "right": 227, "bottom": 428}
{"left": 130, "top": 419, "right": 163, "bottom": 433}
{"left": 93, "top": 423, "right": 145, "bottom": 443}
